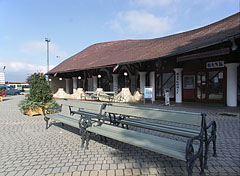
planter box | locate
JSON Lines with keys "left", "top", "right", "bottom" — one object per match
{"left": 25, "top": 107, "right": 43, "bottom": 117}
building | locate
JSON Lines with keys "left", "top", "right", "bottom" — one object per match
{"left": 0, "top": 72, "right": 5, "bottom": 85}
{"left": 5, "top": 82, "right": 30, "bottom": 92}
{"left": 47, "top": 13, "right": 240, "bottom": 107}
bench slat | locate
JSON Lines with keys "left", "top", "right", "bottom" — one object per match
{"left": 87, "top": 124, "right": 199, "bottom": 161}
{"left": 121, "top": 119, "right": 199, "bottom": 138}
{"left": 104, "top": 105, "right": 202, "bottom": 126}
{"left": 48, "top": 114, "right": 80, "bottom": 129}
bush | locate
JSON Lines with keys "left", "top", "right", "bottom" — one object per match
{"left": 18, "top": 73, "right": 59, "bottom": 114}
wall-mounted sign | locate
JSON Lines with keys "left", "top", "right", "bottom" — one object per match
{"left": 183, "top": 75, "right": 195, "bottom": 89}
{"left": 176, "top": 72, "right": 180, "bottom": 95}
{"left": 206, "top": 61, "right": 224, "bottom": 69}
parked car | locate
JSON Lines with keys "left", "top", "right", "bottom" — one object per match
{"left": 0, "top": 87, "right": 6, "bottom": 97}
{"left": 0, "top": 85, "right": 21, "bottom": 95}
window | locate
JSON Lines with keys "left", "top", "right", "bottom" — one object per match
{"left": 208, "top": 70, "right": 224, "bottom": 100}
{"left": 156, "top": 72, "right": 174, "bottom": 98}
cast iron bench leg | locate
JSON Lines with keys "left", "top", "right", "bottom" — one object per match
{"left": 44, "top": 117, "right": 49, "bottom": 129}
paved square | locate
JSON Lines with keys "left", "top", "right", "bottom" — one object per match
{"left": 0, "top": 95, "right": 239, "bottom": 176}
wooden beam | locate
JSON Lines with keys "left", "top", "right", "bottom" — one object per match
{"left": 177, "top": 48, "right": 230, "bottom": 62}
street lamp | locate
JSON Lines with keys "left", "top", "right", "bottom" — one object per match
{"left": 45, "top": 38, "right": 50, "bottom": 73}
{"left": 124, "top": 72, "right": 128, "bottom": 88}
{"left": 98, "top": 74, "right": 101, "bottom": 88}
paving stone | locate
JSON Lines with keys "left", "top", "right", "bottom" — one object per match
{"left": 81, "top": 171, "right": 89, "bottom": 176}
{"left": 107, "top": 170, "right": 115, "bottom": 176}
{"left": 115, "top": 170, "right": 123, "bottom": 176}
{"left": 89, "top": 171, "right": 98, "bottom": 176}
{"left": 72, "top": 171, "right": 81, "bottom": 176}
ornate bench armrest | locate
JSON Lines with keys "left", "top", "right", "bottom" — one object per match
{"left": 43, "top": 105, "right": 62, "bottom": 117}
{"left": 186, "top": 129, "right": 204, "bottom": 161}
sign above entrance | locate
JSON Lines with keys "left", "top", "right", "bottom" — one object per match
{"left": 206, "top": 61, "right": 224, "bottom": 69}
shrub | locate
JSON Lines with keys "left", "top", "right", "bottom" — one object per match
{"left": 18, "top": 73, "right": 59, "bottom": 114}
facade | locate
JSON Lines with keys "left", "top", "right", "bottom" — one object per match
{"left": 48, "top": 13, "right": 240, "bottom": 107}
{"left": 5, "top": 82, "right": 30, "bottom": 92}
{"left": 0, "top": 72, "right": 5, "bottom": 85}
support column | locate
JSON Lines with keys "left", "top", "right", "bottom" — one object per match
{"left": 65, "top": 78, "right": 70, "bottom": 94}
{"left": 149, "top": 72, "right": 155, "bottom": 101}
{"left": 225, "top": 63, "right": 240, "bottom": 107}
{"left": 87, "top": 78, "right": 93, "bottom": 91}
{"left": 112, "top": 74, "right": 118, "bottom": 95}
{"left": 174, "top": 68, "right": 183, "bottom": 103}
{"left": 139, "top": 72, "right": 146, "bottom": 94}
{"left": 92, "top": 76, "right": 97, "bottom": 91}
{"left": 72, "top": 77, "right": 77, "bottom": 93}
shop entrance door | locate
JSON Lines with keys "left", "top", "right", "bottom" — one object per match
{"left": 196, "top": 69, "right": 225, "bottom": 103}
{"left": 196, "top": 72, "right": 207, "bottom": 102}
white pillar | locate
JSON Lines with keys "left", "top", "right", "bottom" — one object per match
{"left": 174, "top": 68, "right": 183, "bottom": 103}
{"left": 65, "top": 78, "right": 70, "bottom": 94}
{"left": 92, "top": 76, "right": 97, "bottom": 91}
{"left": 149, "top": 72, "right": 155, "bottom": 101}
{"left": 87, "top": 78, "right": 93, "bottom": 91}
{"left": 139, "top": 72, "right": 146, "bottom": 94}
{"left": 225, "top": 63, "right": 240, "bottom": 107}
{"left": 72, "top": 77, "right": 77, "bottom": 93}
{"left": 112, "top": 74, "right": 118, "bottom": 95}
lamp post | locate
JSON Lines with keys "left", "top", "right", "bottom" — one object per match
{"left": 124, "top": 72, "right": 128, "bottom": 88}
{"left": 78, "top": 76, "right": 82, "bottom": 88}
{"left": 45, "top": 38, "right": 50, "bottom": 73}
{"left": 98, "top": 74, "right": 101, "bottom": 88}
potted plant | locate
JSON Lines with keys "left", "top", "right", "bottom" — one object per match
{"left": 18, "top": 73, "right": 58, "bottom": 116}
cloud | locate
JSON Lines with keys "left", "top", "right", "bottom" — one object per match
{"left": 109, "top": 10, "right": 171, "bottom": 37}
{"left": 20, "top": 40, "right": 68, "bottom": 58}
{"left": 0, "top": 59, "right": 55, "bottom": 81}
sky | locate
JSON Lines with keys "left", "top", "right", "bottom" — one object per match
{"left": 0, "top": 0, "right": 239, "bottom": 82}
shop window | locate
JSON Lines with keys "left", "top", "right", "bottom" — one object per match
{"left": 197, "top": 72, "right": 206, "bottom": 100}
{"left": 208, "top": 70, "right": 224, "bottom": 100}
{"left": 156, "top": 72, "right": 174, "bottom": 98}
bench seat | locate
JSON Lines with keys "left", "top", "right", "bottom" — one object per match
{"left": 120, "top": 118, "right": 201, "bottom": 138}
{"left": 87, "top": 123, "right": 199, "bottom": 161}
{"left": 47, "top": 113, "right": 80, "bottom": 129}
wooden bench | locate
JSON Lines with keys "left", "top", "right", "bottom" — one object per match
{"left": 43, "top": 100, "right": 214, "bottom": 175}
{"left": 83, "top": 104, "right": 209, "bottom": 176}
{"left": 104, "top": 104, "right": 217, "bottom": 169}
{"left": 43, "top": 100, "right": 107, "bottom": 148}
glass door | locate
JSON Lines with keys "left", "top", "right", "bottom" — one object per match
{"left": 208, "top": 70, "right": 224, "bottom": 101}
{"left": 156, "top": 72, "right": 174, "bottom": 99}
{"left": 196, "top": 72, "right": 207, "bottom": 102}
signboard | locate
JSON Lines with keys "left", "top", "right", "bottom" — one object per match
{"left": 144, "top": 87, "right": 154, "bottom": 104}
{"left": 144, "top": 87, "right": 153, "bottom": 99}
{"left": 164, "top": 89, "right": 170, "bottom": 106}
{"left": 206, "top": 61, "right": 224, "bottom": 69}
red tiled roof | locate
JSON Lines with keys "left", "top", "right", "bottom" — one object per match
{"left": 48, "top": 13, "right": 240, "bottom": 74}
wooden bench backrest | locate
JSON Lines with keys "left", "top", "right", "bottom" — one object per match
{"left": 104, "top": 104, "right": 203, "bottom": 126}
{"left": 59, "top": 100, "right": 105, "bottom": 113}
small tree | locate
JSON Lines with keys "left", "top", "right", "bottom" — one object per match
{"left": 28, "top": 73, "right": 52, "bottom": 104}
{"left": 19, "top": 73, "right": 58, "bottom": 114}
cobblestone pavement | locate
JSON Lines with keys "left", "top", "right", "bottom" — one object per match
{"left": 0, "top": 95, "right": 239, "bottom": 176}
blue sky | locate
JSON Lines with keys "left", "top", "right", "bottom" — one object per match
{"left": 0, "top": 0, "right": 239, "bottom": 81}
